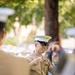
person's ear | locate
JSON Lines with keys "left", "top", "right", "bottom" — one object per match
{"left": 3, "top": 30, "right": 6, "bottom": 38}
{"left": 44, "top": 46, "right": 47, "bottom": 50}
{"left": 0, "top": 31, "right": 4, "bottom": 39}
{"left": 34, "top": 42, "right": 38, "bottom": 47}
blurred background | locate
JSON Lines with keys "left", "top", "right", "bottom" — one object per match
{"left": 0, "top": 0, "right": 75, "bottom": 56}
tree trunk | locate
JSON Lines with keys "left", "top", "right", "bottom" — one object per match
{"left": 44, "top": 0, "right": 59, "bottom": 42}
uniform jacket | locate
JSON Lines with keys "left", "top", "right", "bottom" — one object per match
{"left": 26, "top": 52, "right": 53, "bottom": 75}
{"left": 0, "top": 50, "right": 30, "bottom": 75}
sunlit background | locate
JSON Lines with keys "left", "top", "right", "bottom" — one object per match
{"left": 0, "top": 0, "right": 75, "bottom": 56}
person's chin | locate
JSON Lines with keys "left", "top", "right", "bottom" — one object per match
{"left": 40, "top": 51, "right": 44, "bottom": 53}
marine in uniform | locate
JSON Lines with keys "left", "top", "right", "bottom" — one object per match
{"left": 0, "top": 8, "right": 30, "bottom": 75}
{"left": 26, "top": 35, "right": 53, "bottom": 75}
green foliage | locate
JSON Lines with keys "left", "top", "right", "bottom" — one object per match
{"left": 0, "top": 0, "right": 44, "bottom": 32}
{"left": 0, "top": 0, "right": 75, "bottom": 35}
{"left": 59, "top": 0, "right": 75, "bottom": 35}
{"left": 3, "top": 37, "right": 17, "bottom": 45}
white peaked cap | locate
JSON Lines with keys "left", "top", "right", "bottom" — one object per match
{"left": 34, "top": 35, "right": 52, "bottom": 42}
{"left": 0, "top": 8, "right": 15, "bottom": 22}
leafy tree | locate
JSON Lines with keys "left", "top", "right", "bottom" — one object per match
{"left": 44, "top": 0, "right": 59, "bottom": 41}
{"left": 59, "top": 0, "right": 75, "bottom": 35}
{"left": 0, "top": 0, "right": 44, "bottom": 31}
{"left": 45, "top": 0, "right": 75, "bottom": 43}
{"left": 0, "top": 0, "right": 75, "bottom": 37}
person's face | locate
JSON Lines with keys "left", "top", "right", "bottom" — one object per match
{"left": 48, "top": 42, "right": 60, "bottom": 62}
{"left": 52, "top": 51, "right": 59, "bottom": 63}
{"left": 48, "top": 42, "right": 60, "bottom": 52}
{"left": 35, "top": 41, "right": 47, "bottom": 53}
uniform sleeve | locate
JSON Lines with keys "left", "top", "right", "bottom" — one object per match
{"left": 41, "top": 56, "right": 53, "bottom": 73}
{"left": 0, "top": 50, "right": 30, "bottom": 75}
{"left": 48, "top": 59, "right": 53, "bottom": 71}
{"left": 12, "top": 56, "right": 30, "bottom": 75}
{"left": 25, "top": 54, "right": 33, "bottom": 63}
